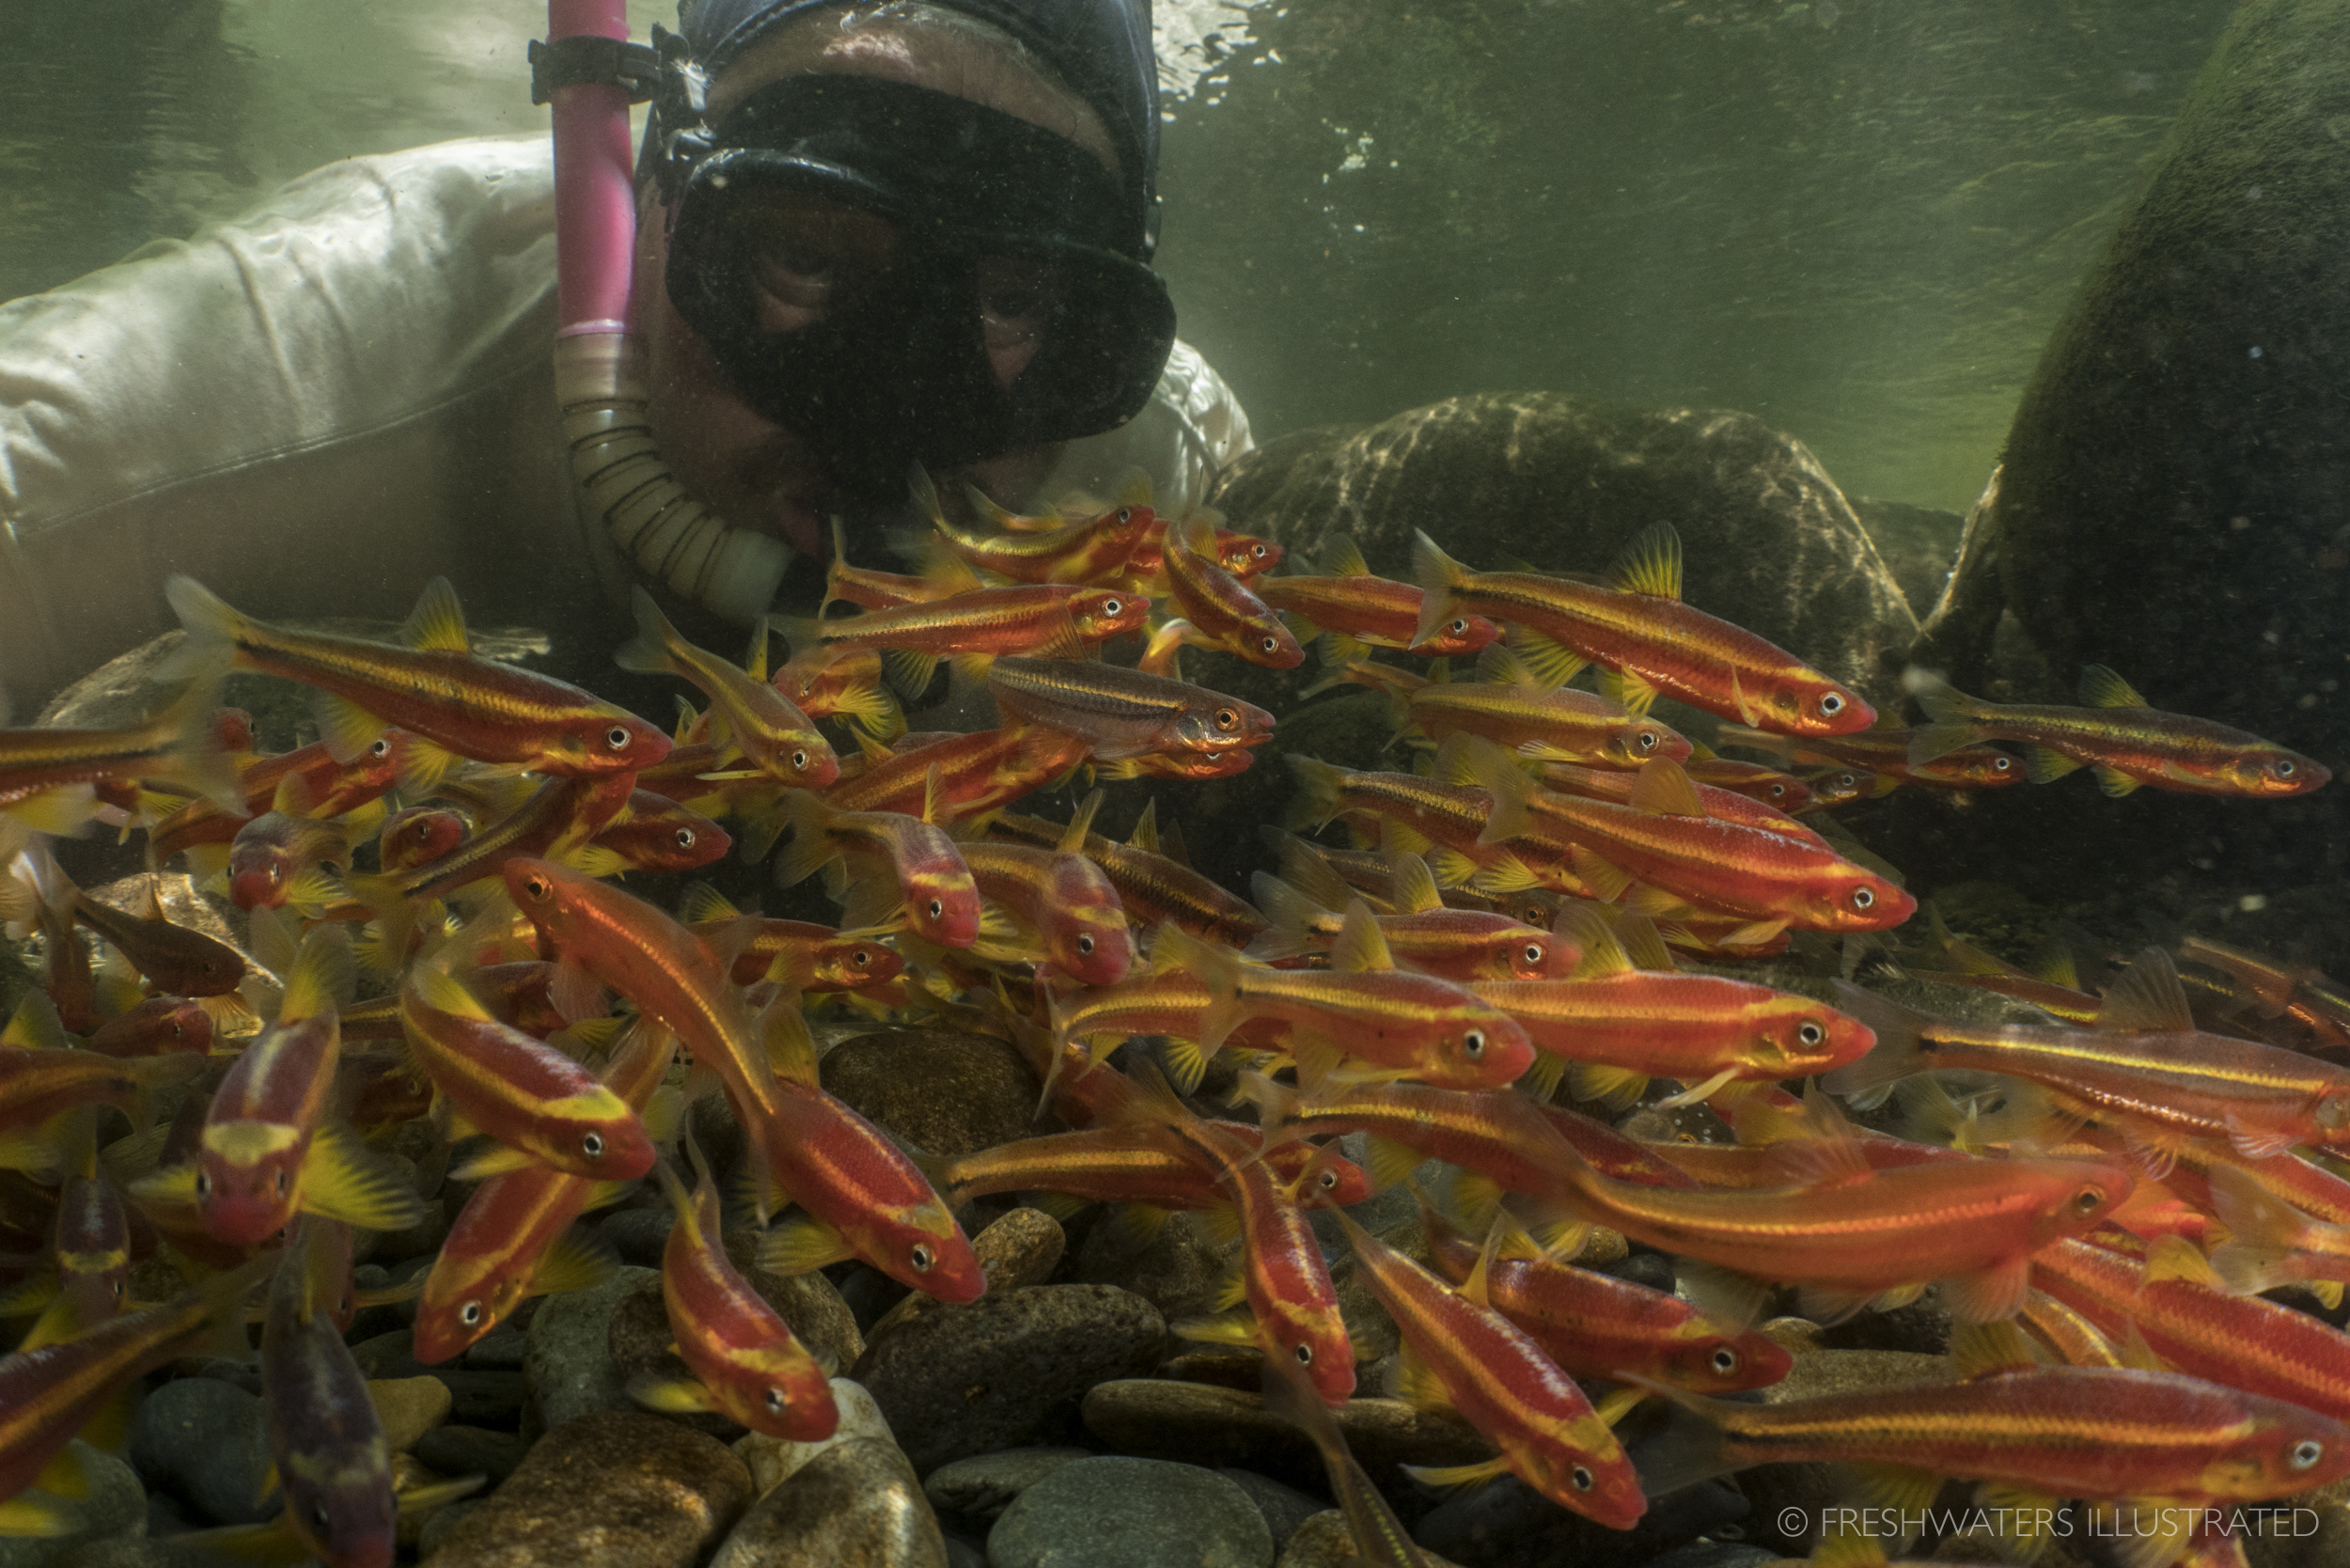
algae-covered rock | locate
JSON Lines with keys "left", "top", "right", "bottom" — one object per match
{"left": 818, "top": 1029, "right": 1043, "bottom": 1159}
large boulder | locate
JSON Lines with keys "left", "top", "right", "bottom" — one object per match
{"left": 1909, "top": 0, "right": 2350, "bottom": 922}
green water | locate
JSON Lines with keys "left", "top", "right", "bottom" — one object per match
{"left": 0, "top": 0, "right": 2230, "bottom": 518}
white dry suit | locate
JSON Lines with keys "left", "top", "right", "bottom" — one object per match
{"left": 0, "top": 134, "right": 1251, "bottom": 709}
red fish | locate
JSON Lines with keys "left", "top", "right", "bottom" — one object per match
{"left": 1161, "top": 515, "right": 1304, "bottom": 667}
{"left": 165, "top": 575, "right": 670, "bottom": 785}
{"left": 1338, "top": 1210, "right": 1646, "bottom": 1529}
{"left": 1256, "top": 534, "right": 1498, "bottom": 665}
{"left": 260, "top": 1217, "right": 398, "bottom": 1568}
{"left": 629, "top": 1142, "right": 838, "bottom": 1440}
{"left": 1412, "top": 526, "right": 1873, "bottom": 735}
{"left": 615, "top": 588, "right": 838, "bottom": 788}
{"left": 776, "top": 774, "right": 982, "bottom": 949}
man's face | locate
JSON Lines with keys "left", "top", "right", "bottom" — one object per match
{"left": 630, "top": 24, "right": 1119, "bottom": 556}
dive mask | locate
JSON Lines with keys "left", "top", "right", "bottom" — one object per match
{"left": 653, "top": 71, "right": 1177, "bottom": 504}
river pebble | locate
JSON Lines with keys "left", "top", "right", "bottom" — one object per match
{"left": 988, "top": 1456, "right": 1272, "bottom": 1568}
{"left": 523, "top": 1264, "right": 657, "bottom": 1431}
{"left": 819, "top": 1028, "right": 1042, "bottom": 1158}
{"left": 0, "top": 1443, "right": 145, "bottom": 1568}
{"left": 921, "top": 1447, "right": 1092, "bottom": 1525}
{"left": 418, "top": 1410, "right": 750, "bottom": 1568}
{"left": 128, "top": 1378, "right": 273, "bottom": 1527}
{"left": 1081, "top": 1380, "right": 1487, "bottom": 1497}
{"left": 855, "top": 1284, "right": 1165, "bottom": 1476}
{"left": 368, "top": 1375, "right": 452, "bottom": 1452}
{"left": 708, "top": 1437, "right": 948, "bottom": 1568}
{"left": 733, "top": 1376, "right": 897, "bottom": 1495}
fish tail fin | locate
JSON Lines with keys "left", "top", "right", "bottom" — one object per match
{"left": 1408, "top": 529, "right": 1471, "bottom": 650}
{"left": 1280, "top": 755, "right": 1350, "bottom": 832}
{"left": 612, "top": 587, "right": 683, "bottom": 677}
{"left": 162, "top": 576, "right": 250, "bottom": 674}
{"left": 339, "top": 870, "right": 419, "bottom": 976}
{"left": 772, "top": 791, "right": 840, "bottom": 889}
{"left": 1152, "top": 923, "right": 1245, "bottom": 1052}
{"left": 2203, "top": 1163, "right": 2317, "bottom": 1296}
{"left": 1616, "top": 1373, "right": 1733, "bottom": 1497}
{"left": 1231, "top": 1068, "right": 1305, "bottom": 1150}
{"left": 1818, "top": 981, "right": 1933, "bottom": 1105}
{"left": 1900, "top": 667, "right": 1992, "bottom": 765}
{"left": 820, "top": 516, "right": 854, "bottom": 619}
{"left": 1456, "top": 735, "right": 1535, "bottom": 844}
{"left": 278, "top": 925, "right": 354, "bottom": 1024}
{"left": 149, "top": 680, "right": 245, "bottom": 815}
{"left": 1242, "top": 870, "right": 1330, "bottom": 962}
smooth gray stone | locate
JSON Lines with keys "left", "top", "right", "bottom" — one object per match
{"left": 854, "top": 1286, "right": 1165, "bottom": 1477}
{"left": 987, "top": 1456, "right": 1273, "bottom": 1568}
{"left": 129, "top": 1379, "right": 274, "bottom": 1527}
{"left": 461, "top": 1328, "right": 529, "bottom": 1371}
{"left": 418, "top": 1410, "right": 750, "bottom": 1568}
{"left": 1216, "top": 1468, "right": 1327, "bottom": 1549}
{"left": 595, "top": 1206, "right": 676, "bottom": 1268}
{"left": 0, "top": 1443, "right": 145, "bottom": 1568}
{"left": 708, "top": 1438, "right": 947, "bottom": 1568}
{"left": 522, "top": 1264, "right": 657, "bottom": 1432}
{"left": 413, "top": 1425, "right": 530, "bottom": 1484}
{"left": 943, "top": 1538, "right": 987, "bottom": 1568}
{"left": 415, "top": 1500, "right": 480, "bottom": 1560}
{"left": 922, "top": 1447, "right": 1093, "bottom": 1525}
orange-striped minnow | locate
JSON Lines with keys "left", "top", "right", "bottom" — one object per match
{"left": 1412, "top": 526, "right": 1874, "bottom": 735}
{"left": 1716, "top": 720, "right": 2023, "bottom": 792}
{"left": 632, "top": 1141, "right": 838, "bottom": 1440}
{"left": 1161, "top": 514, "right": 1303, "bottom": 668}
{"left": 1905, "top": 665, "right": 2328, "bottom": 798}
{"left": 615, "top": 588, "right": 838, "bottom": 788}
{"left": 1632, "top": 1320, "right": 2350, "bottom": 1525}
{"left": 919, "top": 466, "right": 1155, "bottom": 585}
{"left": 1826, "top": 950, "right": 2350, "bottom": 1161}
{"left": 0, "top": 680, "right": 242, "bottom": 833}
{"left": 1402, "top": 645, "right": 1689, "bottom": 769}
{"left": 991, "top": 804, "right": 1269, "bottom": 950}
{"left": 1338, "top": 1209, "right": 1646, "bottom": 1528}
{"left": 398, "top": 963, "right": 658, "bottom": 1183}
{"left": 1246, "top": 852, "right": 1565, "bottom": 984}
{"left": 164, "top": 575, "right": 670, "bottom": 785}
{"left": 986, "top": 656, "right": 1276, "bottom": 761}
{"left": 1255, "top": 533, "right": 1497, "bottom": 666}
{"left": 260, "top": 1217, "right": 397, "bottom": 1568}
{"left": 776, "top": 775, "right": 981, "bottom": 948}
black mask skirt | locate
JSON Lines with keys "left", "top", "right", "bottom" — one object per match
{"left": 661, "top": 73, "right": 1177, "bottom": 505}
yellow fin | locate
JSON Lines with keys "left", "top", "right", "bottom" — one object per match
{"left": 2142, "top": 1234, "right": 2220, "bottom": 1288}
{"left": 757, "top": 1212, "right": 854, "bottom": 1276}
{"left": 1399, "top": 1457, "right": 1511, "bottom": 1491}
{"left": 1327, "top": 900, "right": 1396, "bottom": 974}
{"left": 1605, "top": 523, "right": 1683, "bottom": 601}
{"left": 298, "top": 1124, "right": 427, "bottom": 1232}
{"left": 531, "top": 1227, "right": 619, "bottom": 1296}
{"left": 398, "top": 578, "right": 473, "bottom": 654}
{"left": 2076, "top": 664, "right": 2148, "bottom": 708}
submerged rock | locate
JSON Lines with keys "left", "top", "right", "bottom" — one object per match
{"left": 733, "top": 1376, "right": 897, "bottom": 1496}
{"left": 128, "top": 1378, "right": 273, "bottom": 1528}
{"left": 1910, "top": 0, "right": 2350, "bottom": 923}
{"left": 709, "top": 1438, "right": 947, "bottom": 1568}
{"left": 854, "top": 1284, "right": 1166, "bottom": 1476}
{"left": 921, "top": 1447, "right": 1093, "bottom": 1526}
{"left": 0, "top": 1443, "right": 145, "bottom": 1568}
{"left": 865, "top": 1208, "right": 1066, "bottom": 1345}
{"left": 1080, "top": 1380, "right": 1487, "bottom": 1499}
{"left": 1205, "top": 391, "right": 1917, "bottom": 707}
{"left": 1277, "top": 1510, "right": 1468, "bottom": 1568}
{"left": 818, "top": 1028, "right": 1043, "bottom": 1158}
{"left": 523, "top": 1264, "right": 657, "bottom": 1432}
{"left": 987, "top": 1455, "right": 1273, "bottom": 1568}
{"left": 418, "top": 1410, "right": 749, "bottom": 1568}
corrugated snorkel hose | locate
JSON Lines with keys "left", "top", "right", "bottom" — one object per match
{"left": 547, "top": 0, "right": 791, "bottom": 627}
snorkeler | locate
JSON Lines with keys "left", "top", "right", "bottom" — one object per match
{"left": 0, "top": 0, "right": 1248, "bottom": 702}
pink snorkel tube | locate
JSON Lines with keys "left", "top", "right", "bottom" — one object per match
{"left": 546, "top": 0, "right": 791, "bottom": 625}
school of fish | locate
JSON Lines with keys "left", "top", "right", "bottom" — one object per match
{"left": 0, "top": 478, "right": 2339, "bottom": 1568}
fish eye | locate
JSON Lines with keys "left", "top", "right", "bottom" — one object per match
{"left": 1523, "top": 945, "right": 1543, "bottom": 965}
{"left": 1798, "top": 1021, "right": 1825, "bottom": 1047}
{"left": 1571, "top": 1466, "right": 1593, "bottom": 1492}
{"left": 1318, "top": 1168, "right": 1340, "bottom": 1191}
{"left": 1116, "top": 508, "right": 1134, "bottom": 524}
{"left": 927, "top": 899, "right": 945, "bottom": 919}
{"left": 1462, "top": 1029, "right": 1486, "bottom": 1058}
{"left": 2074, "top": 1185, "right": 2105, "bottom": 1216}
{"left": 526, "top": 875, "right": 552, "bottom": 900}
{"left": 369, "top": 739, "right": 391, "bottom": 758}
{"left": 765, "top": 1388, "right": 788, "bottom": 1414}
{"left": 312, "top": 1501, "right": 333, "bottom": 1532}
{"left": 1261, "top": 636, "right": 1280, "bottom": 653}
{"left": 582, "top": 1132, "right": 604, "bottom": 1159}
{"left": 460, "top": 1301, "right": 483, "bottom": 1326}
{"left": 1103, "top": 599, "right": 1121, "bottom": 616}
{"left": 1711, "top": 1346, "right": 1738, "bottom": 1374}
{"left": 196, "top": 1171, "right": 212, "bottom": 1197}
{"left": 112, "top": 1279, "right": 124, "bottom": 1298}
{"left": 1992, "top": 755, "right": 2013, "bottom": 772}
{"left": 2276, "top": 760, "right": 2297, "bottom": 777}
{"left": 1449, "top": 619, "right": 1468, "bottom": 635}
{"left": 268, "top": 865, "right": 282, "bottom": 885}
{"left": 791, "top": 750, "right": 808, "bottom": 770}
{"left": 674, "top": 828, "right": 696, "bottom": 849}
{"left": 909, "top": 1244, "right": 934, "bottom": 1273}
{"left": 1768, "top": 784, "right": 1787, "bottom": 800}
{"left": 1637, "top": 730, "right": 1659, "bottom": 751}
{"left": 1214, "top": 708, "right": 1239, "bottom": 731}
{"left": 2293, "top": 1438, "right": 2325, "bottom": 1469}
{"left": 852, "top": 949, "right": 871, "bottom": 966}
{"left": 1851, "top": 886, "right": 1875, "bottom": 910}
{"left": 1076, "top": 935, "right": 1095, "bottom": 955}
{"left": 605, "top": 725, "right": 632, "bottom": 750}
{"left": 1252, "top": 543, "right": 1269, "bottom": 560}
{"left": 1294, "top": 1343, "right": 1313, "bottom": 1366}
{"left": 171, "top": 1020, "right": 184, "bottom": 1037}
{"left": 1820, "top": 693, "right": 1845, "bottom": 716}
{"left": 274, "top": 1169, "right": 290, "bottom": 1196}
